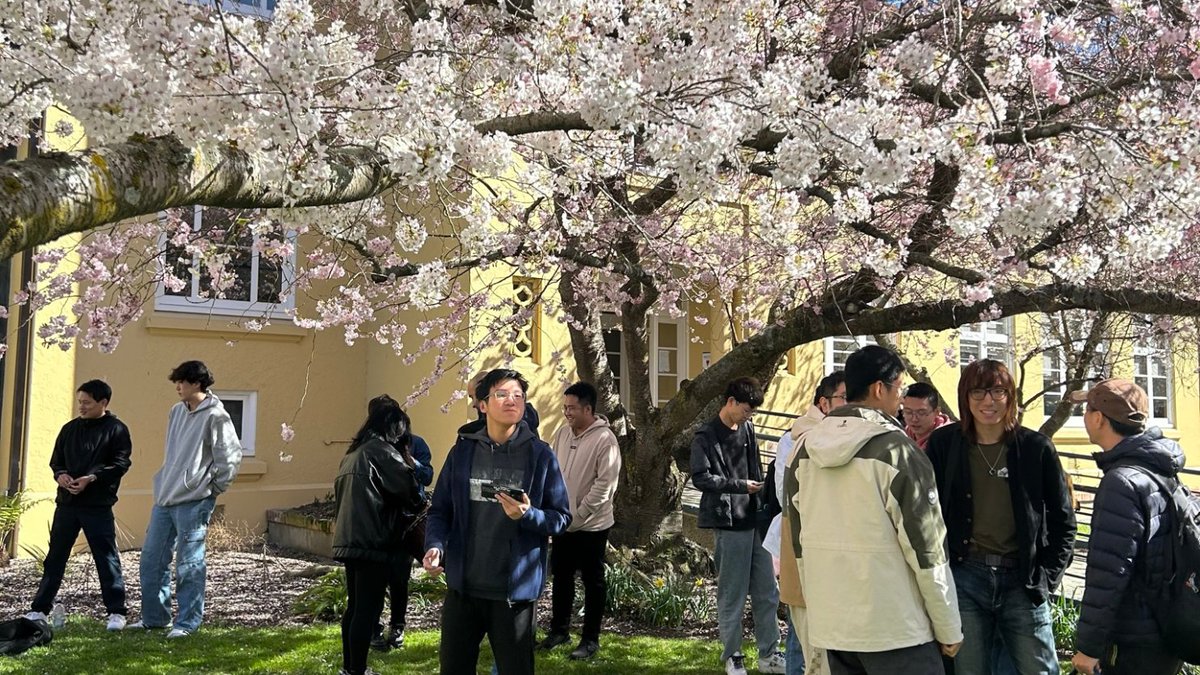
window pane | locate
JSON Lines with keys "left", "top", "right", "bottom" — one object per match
{"left": 197, "top": 207, "right": 253, "bottom": 302}
{"left": 960, "top": 343, "right": 980, "bottom": 367}
{"left": 223, "top": 399, "right": 244, "bottom": 442}
{"left": 658, "top": 375, "right": 678, "bottom": 400}
{"left": 658, "top": 323, "right": 678, "bottom": 349}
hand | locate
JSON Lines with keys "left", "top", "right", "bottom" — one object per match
{"left": 422, "top": 548, "right": 443, "bottom": 577}
{"left": 939, "top": 641, "right": 962, "bottom": 658}
{"left": 56, "top": 474, "right": 75, "bottom": 489}
{"left": 497, "top": 491, "right": 531, "bottom": 520}
{"left": 1072, "top": 652, "right": 1101, "bottom": 674}
{"left": 67, "top": 475, "right": 96, "bottom": 494}
{"left": 746, "top": 480, "right": 763, "bottom": 494}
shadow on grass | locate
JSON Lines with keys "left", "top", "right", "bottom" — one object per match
{"left": 0, "top": 619, "right": 720, "bottom": 674}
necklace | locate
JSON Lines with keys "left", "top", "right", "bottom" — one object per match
{"left": 975, "top": 443, "right": 1008, "bottom": 478}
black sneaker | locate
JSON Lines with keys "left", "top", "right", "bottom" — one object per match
{"left": 369, "top": 627, "right": 389, "bottom": 652}
{"left": 568, "top": 640, "right": 599, "bottom": 660}
{"left": 538, "top": 632, "right": 570, "bottom": 650}
{"left": 387, "top": 628, "right": 404, "bottom": 650}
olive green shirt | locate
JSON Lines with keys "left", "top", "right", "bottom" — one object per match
{"left": 968, "top": 441, "right": 1018, "bottom": 556}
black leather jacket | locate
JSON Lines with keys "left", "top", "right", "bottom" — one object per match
{"left": 49, "top": 413, "right": 132, "bottom": 507}
{"left": 332, "top": 437, "right": 424, "bottom": 562}
{"left": 926, "top": 424, "right": 1076, "bottom": 604}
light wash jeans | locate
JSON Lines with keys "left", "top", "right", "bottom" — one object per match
{"left": 784, "top": 611, "right": 807, "bottom": 675}
{"left": 139, "top": 495, "right": 217, "bottom": 632}
{"left": 714, "top": 528, "right": 781, "bottom": 663}
{"left": 952, "top": 560, "right": 1056, "bottom": 675}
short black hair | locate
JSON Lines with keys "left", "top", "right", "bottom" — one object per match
{"left": 724, "top": 377, "right": 764, "bottom": 407}
{"left": 564, "top": 382, "right": 598, "bottom": 413}
{"left": 351, "top": 394, "right": 412, "bottom": 455}
{"left": 903, "top": 381, "right": 941, "bottom": 410}
{"left": 168, "top": 360, "right": 215, "bottom": 389}
{"left": 844, "top": 345, "right": 905, "bottom": 403}
{"left": 475, "top": 368, "right": 529, "bottom": 403}
{"left": 1100, "top": 411, "right": 1144, "bottom": 438}
{"left": 77, "top": 379, "right": 112, "bottom": 404}
{"left": 812, "top": 371, "right": 846, "bottom": 406}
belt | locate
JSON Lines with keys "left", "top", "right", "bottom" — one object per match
{"left": 965, "top": 551, "right": 1019, "bottom": 569}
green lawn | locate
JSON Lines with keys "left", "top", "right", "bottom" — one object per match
{"left": 0, "top": 617, "right": 724, "bottom": 674}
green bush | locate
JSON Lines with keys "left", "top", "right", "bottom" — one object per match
{"left": 0, "top": 490, "right": 40, "bottom": 566}
{"left": 291, "top": 568, "right": 347, "bottom": 622}
{"left": 603, "top": 561, "right": 714, "bottom": 628}
{"left": 1050, "top": 594, "right": 1080, "bottom": 655}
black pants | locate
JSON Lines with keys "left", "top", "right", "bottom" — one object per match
{"left": 376, "top": 554, "right": 413, "bottom": 633}
{"left": 1103, "top": 641, "right": 1184, "bottom": 675}
{"left": 341, "top": 560, "right": 389, "bottom": 675}
{"left": 439, "top": 588, "right": 535, "bottom": 675}
{"left": 32, "top": 505, "right": 126, "bottom": 615}
{"left": 829, "top": 641, "right": 945, "bottom": 675}
{"left": 549, "top": 528, "right": 609, "bottom": 642}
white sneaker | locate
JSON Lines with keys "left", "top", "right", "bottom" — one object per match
{"left": 757, "top": 651, "right": 786, "bottom": 674}
{"left": 127, "top": 620, "right": 167, "bottom": 630}
{"left": 23, "top": 611, "right": 47, "bottom": 622}
{"left": 166, "top": 628, "right": 191, "bottom": 639}
{"left": 106, "top": 614, "right": 126, "bottom": 631}
{"left": 725, "top": 653, "right": 748, "bottom": 675}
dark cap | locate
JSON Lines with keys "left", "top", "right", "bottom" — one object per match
{"left": 1068, "top": 378, "right": 1149, "bottom": 431}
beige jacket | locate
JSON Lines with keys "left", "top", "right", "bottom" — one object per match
{"left": 551, "top": 416, "right": 621, "bottom": 532}
{"left": 776, "top": 405, "right": 824, "bottom": 606}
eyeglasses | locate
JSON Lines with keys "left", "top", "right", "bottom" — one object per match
{"left": 489, "top": 390, "right": 526, "bottom": 402}
{"left": 904, "top": 408, "right": 935, "bottom": 419}
{"left": 968, "top": 387, "right": 1009, "bottom": 402}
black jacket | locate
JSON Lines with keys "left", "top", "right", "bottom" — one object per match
{"left": 332, "top": 437, "right": 424, "bottom": 562}
{"left": 690, "top": 418, "right": 763, "bottom": 529}
{"left": 1075, "top": 428, "right": 1184, "bottom": 656}
{"left": 926, "top": 424, "right": 1076, "bottom": 604}
{"left": 48, "top": 413, "right": 132, "bottom": 507}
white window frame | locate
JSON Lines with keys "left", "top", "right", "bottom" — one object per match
{"left": 155, "top": 206, "right": 296, "bottom": 319}
{"left": 600, "top": 312, "right": 630, "bottom": 409}
{"left": 823, "top": 335, "right": 877, "bottom": 373}
{"left": 959, "top": 318, "right": 1013, "bottom": 368}
{"left": 650, "top": 311, "right": 688, "bottom": 406}
{"left": 1041, "top": 345, "right": 1106, "bottom": 426}
{"left": 189, "top": 0, "right": 275, "bottom": 19}
{"left": 1134, "top": 344, "right": 1173, "bottom": 427}
{"left": 214, "top": 390, "right": 257, "bottom": 456}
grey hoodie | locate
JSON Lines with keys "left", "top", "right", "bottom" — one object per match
{"left": 153, "top": 393, "right": 243, "bottom": 507}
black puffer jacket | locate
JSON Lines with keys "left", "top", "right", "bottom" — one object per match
{"left": 926, "top": 425, "right": 1076, "bottom": 605}
{"left": 49, "top": 413, "right": 132, "bottom": 507}
{"left": 332, "top": 437, "right": 424, "bottom": 562}
{"left": 1075, "top": 428, "right": 1184, "bottom": 657}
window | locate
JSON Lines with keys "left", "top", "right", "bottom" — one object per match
{"left": 651, "top": 314, "right": 687, "bottom": 406}
{"left": 214, "top": 390, "right": 257, "bottom": 456}
{"left": 960, "top": 319, "right": 1012, "bottom": 367}
{"left": 511, "top": 277, "right": 542, "bottom": 363}
{"left": 1134, "top": 344, "right": 1172, "bottom": 425}
{"left": 156, "top": 206, "right": 294, "bottom": 317}
{"left": 601, "top": 312, "right": 628, "bottom": 407}
{"left": 823, "top": 336, "right": 877, "bottom": 373}
{"left": 192, "top": 0, "right": 276, "bottom": 19}
{"left": 1041, "top": 346, "right": 1105, "bottom": 421}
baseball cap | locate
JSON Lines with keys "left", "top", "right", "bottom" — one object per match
{"left": 1068, "top": 378, "right": 1149, "bottom": 431}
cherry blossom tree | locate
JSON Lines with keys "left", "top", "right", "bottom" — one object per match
{"left": 4, "top": 0, "right": 1200, "bottom": 542}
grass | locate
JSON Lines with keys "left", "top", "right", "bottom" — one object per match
{"left": 0, "top": 616, "right": 726, "bottom": 674}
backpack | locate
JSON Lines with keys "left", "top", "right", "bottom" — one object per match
{"left": 0, "top": 617, "right": 52, "bottom": 656}
{"left": 1127, "top": 466, "right": 1200, "bottom": 664}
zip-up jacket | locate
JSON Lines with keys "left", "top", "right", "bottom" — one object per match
{"left": 690, "top": 417, "right": 764, "bottom": 529}
{"left": 1075, "top": 428, "right": 1184, "bottom": 657}
{"left": 551, "top": 416, "right": 621, "bottom": 532}
{"left": 791, "top": 405, "right": 962, "bottom": 652}
{"left": 425, "top": 421, "right": 571, "bottom": 602}
{"left": 926, "top": 424, "right": 1076, "bottom": 605}
{"left": 153, "top": 393, "right": 243, "bottom": 506}
{"left": 332, "top": 436, "right": 425, "bottom": 562}
{"left": 49, "top": 412, "right": 132, "bottom": 507}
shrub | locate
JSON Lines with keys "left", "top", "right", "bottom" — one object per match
{"left": 1050, "top": 594, "right": 1080, "bottom": 656}
{"left": 0, "top": 490, "right": 40, "bottom": 567}
{"left": 292, "top": 568, "right": 347, "bottom": 622}
{"left": 603, "top": 561, "right": 714, "bottom": 628}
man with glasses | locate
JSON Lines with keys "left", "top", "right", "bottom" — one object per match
{"left": 691, "top": 376, "right": 785, "bottom": 675}
{"left": 424, "top": 368, "right": 571, "bottom": 675}
{"left": 791, "top": 345, "right": 962, "bottom": 674}
{"left": 902, "top": 382, "right": 951, "bottom": 451}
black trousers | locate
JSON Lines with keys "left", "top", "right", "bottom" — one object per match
{"left": 829, "top": 641, "right": 945, "bottom": 675}
{"left": 1103, "top": 641, "right": 1184, "bottom": 675}
{"left": 439, "top": 588, "right": 535, "bottom": 675}
{"left": 32, "top": 505, "right": 126, "bottom": 615}
{"left": 376, "top": 554, "right": 413, "bottom": 632}
{"left": 341, "top": 560, "right": 389, "bottom": 675}
{"left": 549, "top": 528, "right": 609, "bottom": 642}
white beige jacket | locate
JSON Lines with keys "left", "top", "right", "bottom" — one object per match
{"left": 551, "top": 416, "right": 621, "bottom": 532}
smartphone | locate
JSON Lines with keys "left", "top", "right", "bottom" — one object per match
{"left": 481, "top": 483, "right": 526, "bottom": 500}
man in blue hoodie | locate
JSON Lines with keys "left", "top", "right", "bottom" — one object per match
{"left": 133, "top": 361, "right": 242, "bottom": 638}
{"left": 423, "top": 368, "right": 571, "bottom": 675}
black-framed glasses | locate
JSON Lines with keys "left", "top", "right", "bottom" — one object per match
{"left": 968, "top": 387, "right": 1009, "bottom": 402}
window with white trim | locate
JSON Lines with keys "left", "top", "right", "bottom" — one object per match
{"left": 1041, "top": 346, "right": 1105, "bottom": 422}
{"left": 157, "top": 206, "right": 295, "bottom": 318}
{"left": 1134, "top": 344, "right": 1172, "bottom": 425}
{"left": 823, "top": 335, "right": 877, "bottom": 373}
{"left": 651, "top": 313, "right": 688, "bottom": 406}
{"left": 191, "top": 0, "right": 276, "bottom": 19}
{"left": 960, "top": 319, "right": 1012, "bottom": 368}
{"left": 214, "top": 390, "right": 257, "bottom": 456}
{"left": 601, "top": 312, "right": 629, "bottom": 409}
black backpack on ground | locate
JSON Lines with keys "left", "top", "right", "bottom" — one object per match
{"left": 1128, "top": 466, "right": 1200, "bottom": 665}
{"left": 0, "top": 617, "right": 52, "bottom": 656}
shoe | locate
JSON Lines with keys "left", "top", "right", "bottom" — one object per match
{"left": 23, "top": 612, "right": 47, "bottom": 622}
{"left": 127, "top": 620, "right": 168, "bottom": 630}
{"left": 369, "top": 627, "right": 389, "bottom": 652}
{"left": 725, "top": 652, "right": 748, "bottom": 675}
{"left": 370, "top": 626, "right": 404, "bottom": 652}
{"left": 757, "top": 651, "right": 786, "bottom": 674}
{"left": 387, "top": 628, "right": 404, "bottom": 650}
{"left": 106, "top": 614, "right": 127, "bottom": 631}
{"left": 538, "top": 632, "right": 570, "bottom": 650}
{"left": 166, "top": 628, "right": 191, "bottom": 638}
{"left": 568, "top": 640, "right": 599, "bottom": 660}
{"left": 338, "top": 670, "right": 379, "bottom": 675}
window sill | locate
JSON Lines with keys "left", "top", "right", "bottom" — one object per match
{"left": 234, "top": 458, "right": 267, "bottom": 482}
{"left": 145, "top": 314, "right": 306, "bottom": 343}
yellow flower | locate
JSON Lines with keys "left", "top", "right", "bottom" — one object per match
{"left": 654, "top": 577, "right": 665, "bottom": 588}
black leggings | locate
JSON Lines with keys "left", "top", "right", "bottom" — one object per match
{"left": 342, "top": 560, "right": 389, "bottom": 675}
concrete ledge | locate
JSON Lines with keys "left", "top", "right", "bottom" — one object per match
{"left": 266, "top": 508, "right": 333, "bottom": 558}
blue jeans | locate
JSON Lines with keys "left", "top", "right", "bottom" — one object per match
{"left": 139, "top": 496, "right": 217, "bottom": 632}
{"left": 785, "top": 612, "right": 806, "bottom": 675}
{"left": 951, "top": 561, "right": 1055, "bottom": 675}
